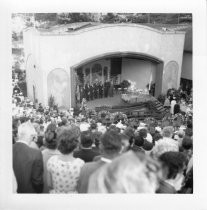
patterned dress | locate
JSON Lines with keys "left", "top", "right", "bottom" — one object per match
{"left": 47, "top": 155, "right": 85, "bottom": 193}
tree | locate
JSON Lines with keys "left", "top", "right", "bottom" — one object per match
{"left": 34, "top": 13, "right": 57, "bottom": 22}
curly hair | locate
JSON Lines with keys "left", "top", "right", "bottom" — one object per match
{"left": 57, "top": 129, "right": 79, "bottom": 154}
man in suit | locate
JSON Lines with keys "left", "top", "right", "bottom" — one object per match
{"left": 84, "top": 83, "right": 90, "bottom": 101}
{"left": 77, "top": 130, "right": 122, "bottom": 193}
{"left": 89, "top": 83, "right": 94, "bottom": 101}
{"left": 73, "top": 131, "right": 100, "bottom": 162}
{"left": 13, "top": 122, "right": 44, "bottom": 193}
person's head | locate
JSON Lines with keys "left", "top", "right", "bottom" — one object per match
{"left": 143, "top": 140, "right": 154, "bottom": 151}
{"left": 18, "top": 122, "right": 37, "bottom": 144}
{"left": 80, "top": 131, "right": 93, "bottom": 148}
{"left": 119, "top": 133, "right": 130, "bottom": 153}
{"left": 44, "top": 123, "right": 58, "bottom": 149}
{"left": 88, "top": 151, "right": 161, "bottom": 193}
{"left": 134, "top": 135, "right": 144, "bottom": 147}
{"left": 138, "top": 128, "right": 148, "bottom": 138}
{"left": 182, "top": 136, "right": 193, "bottom": 150}
{"left": 57, "top": 129, "right": 79, "bottom": 155}
{"left": 90, "top": 122, "right": 97, "bottom": 132}
{"left": 91, "top": 131, "right": 102, "bottom": 148}
{"left": 99, "top": 130, "right": 122, "bottom": 157}
{"left": 185, "top": 128, "right": 193, "bottom": 137}
{"left": 162, "top": 126, "right": 174, "bottom": 138}
{"left": 151, "top": 140, "right": 179, "bottom": 159}
{"left": 123, "top": 127, "right": 134, "bottom": 146}
{"left": 159, "top": 151, "right": 187, "bottom": 181}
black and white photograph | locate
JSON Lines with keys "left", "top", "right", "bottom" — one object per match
{"left": 11, "top": 12, "right": 193, "bottom": 194}
{"left": 0, "top": 0, "right": 207, "bottom": 209}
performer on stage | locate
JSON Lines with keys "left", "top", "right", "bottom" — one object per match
{"left": 98, "top": 81, "right": 103, "bottom": 99}
{"left": 108, "top": 80, "right": 114, "bottom": 97}
{"left": 85, "top": 83, "right": 90, "bottom": 101}
{"left": 89, "top": 83, "right": 94, "bottom": 101}
{"left": 80, "top": 98, "right": 87, "bottom": 115}
{"left": 94, "top": 81, "right": 98, "bottom": 99}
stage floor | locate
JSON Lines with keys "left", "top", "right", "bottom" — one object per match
{"left": 87, "top": 94, "right": 155, "bottom": 109}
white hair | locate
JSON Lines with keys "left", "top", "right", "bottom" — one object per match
{"left": 18, "top": 122, "right": 37, "bottom": 142}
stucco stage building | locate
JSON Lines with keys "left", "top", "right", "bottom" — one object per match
{"left": 23, "top": 22, "right": 192, "bottom": 109}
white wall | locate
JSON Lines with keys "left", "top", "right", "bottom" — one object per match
{"left": 24, "top": 24, "right": 185, "bottom": 107}
{"left": 181, "top": 52, "right": 192, "bottom": 80}
{"left": 121, "top": 58, "right": 156, "bottom": 89}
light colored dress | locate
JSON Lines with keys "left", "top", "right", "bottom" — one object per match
{"left": 47, "top": 155, "right": 84, "bottom": 193}
{"left": 42, "top": 149, "right": 60, "bottom": 193}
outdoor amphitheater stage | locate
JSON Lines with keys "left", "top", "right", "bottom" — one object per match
{"left": 86, "top": 93, "right": 156, "bottom": 110}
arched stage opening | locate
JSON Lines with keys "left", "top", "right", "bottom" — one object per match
{"left": 70, "top": 52, "right": 164, "bottom": 108}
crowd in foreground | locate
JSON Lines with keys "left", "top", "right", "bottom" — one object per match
{"left": 12, "top": 90, "right": 193, "bottom": 194}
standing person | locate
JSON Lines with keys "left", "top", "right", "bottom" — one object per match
{"left": 13, "top": 122, "right": 44, "bottom": 193}
{"left": 170, "top": 97, "right": 177, "bottom": 115}
{"left": 108, "top": 80, "right": 114, "bottom": 97}
{"left": 41, "top": 123, "right": 60, "bottom": 193}
{"left": 94, "top": 81, "right": 98, "bottom": 99}
{"left": 77, "top": 130, "right": 122, "bottom": 193}
{"left": 73, "top": 131, "right": 100, "bottom": 162}
{"left": 174, "top": 100, "right": 181, "bottom": 115}
{"left": 164, "top": 96, "right": 171, "bottom": 111}
{"left": 47, "top": 129, "right": 85, "bottom": 193}
{"left": 89, "top": 83, "right": 94, "bottom": 101}
{"left": 84, "top": 83, "right": 89, "bottom": 101}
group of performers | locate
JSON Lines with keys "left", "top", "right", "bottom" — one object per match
{"left": 76, "top": 80, "right": 114, "bottom": 103}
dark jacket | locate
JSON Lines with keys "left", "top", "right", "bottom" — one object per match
{"left": 13, "top": 142, "right": 44, "bottom": 193}
{"left": 77, "top": 159, "right": 106, "bottom": 193}
{"left": 73, "top": 148, "right": 100, "bottom": 163}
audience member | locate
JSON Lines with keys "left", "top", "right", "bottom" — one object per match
{"left": 47, "top": 129, "right": 84, "bottom": 193}
{"left": 13, "top": 122, "right": 44, "bottom": 193}
{"left": 77, "top": 130, "right": 122, "bottom": 193}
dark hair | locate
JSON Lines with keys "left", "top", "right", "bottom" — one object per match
{"left": 81, "top": 131, "right": 93, "bottom": 148}
{"left": 57, "top": 129, "right": 79, "bottom": 154}
{"left": 123, "top": 127, "right": 134, "bottom": 145}
{"left": 159, "top": 151, "right": 187, "bottom": 179}
{"left": 100, "top": 130, "right": 122, "bottom": 155}
{"left": 182, "top": 136, "right": 193, "bottom": 150}
{"left": 185, "top": 128, "right": 193, "bottom": 137}
{"left": 90, "top": 123, "right": 97, "bottom": 130}
{"left": 134, "top": 135, "right": 144, "bottom": 147}
{"left": 143, "top": 140, "right": 153, "bottom": 151}
{"left": 91, "top": 131, "right": 102, "bottom": 148}
{"left": 45, "top": 123, "right": 58, "bottom": 149}
{"left": 139, "top": 129, "right": 147, "bottom": 138}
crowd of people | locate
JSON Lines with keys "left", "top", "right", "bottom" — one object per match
{"left": 12, "top": 86, "right": 193, "bottom": 194}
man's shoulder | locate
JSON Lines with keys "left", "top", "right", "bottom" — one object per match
{"left": 81, "top": 160, "right": 103, "bottom": 172}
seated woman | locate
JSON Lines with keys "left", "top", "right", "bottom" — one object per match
{"left": 47, "top": 129, "right": 85, "bottom": 193}
{"left": 87, "top": 151, "right": 161, "bottom": 193}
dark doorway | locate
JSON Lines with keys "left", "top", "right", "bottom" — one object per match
{"left": 110, "top": 58, "right": 122, "bottom": 75}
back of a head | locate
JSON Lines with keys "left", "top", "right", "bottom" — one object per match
{"left": 159, "top": 151, "right": 187, "bottom": 180}
{"left": 88, "top": 151, "right": 161, "bottom": 193}
{"left": 143, "top": 140, "right": 154, "bottom": 151}
{"left": 57, "top": 129, "right": 79, "bottom": 154}
{"left": 45, "top": 123, "right": 57, "bottom": 149}
{"left": 162, "top": 126, "right": 174, "bottom": 138}
{"left": 182, "top": 136, "right": 193, "bottom": 150}
{"left": 134, "top": 135, "right": 144, "bottom": 147}
{"left": 100, "top": 130, "right": 122, "bottom": 155}
{"left": 139, "top": 128, "right": 147, "bottom": 138}
{"left": 18, "top": 122, "right": 36, "bottom": 143}
{"left": 81, "top": 131, "right": 93, "bottom": 148}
